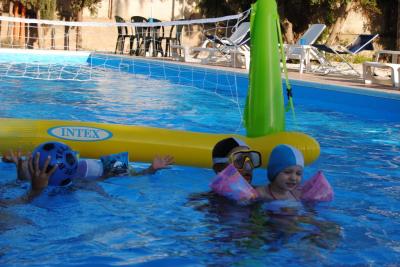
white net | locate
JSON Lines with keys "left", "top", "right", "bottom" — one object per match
{"left": 0, "top": 11, "right": 251, "bottom": 79}
{"left": 0, "top": 11, "right": 251, "bottom": 131}
{"left": 0, "top": 11, "right": 250, "bottom": 62}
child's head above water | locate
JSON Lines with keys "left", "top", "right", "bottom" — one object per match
{"left": 267, "top": 144, "right": 304, "bottom": 182}
{"left": 212, "top": 137, "right": 261, "bottom": 182}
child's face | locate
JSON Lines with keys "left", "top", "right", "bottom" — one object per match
{"left": 228, "top": 146, "right": 257, "bottom": 183}
{"left": 212, "top": 146, "right": 259, "bottom": 183}
{"left": 273, "top": 165, "right": 303, "bottom": 191}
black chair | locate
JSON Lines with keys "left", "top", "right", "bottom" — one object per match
{"left": 130, "top": 16, "right": 148, "bottom": 56}
{"left": 114, "top": 16, "right": 132, "bottom": 54}
{"left": 144, "top": 18, "right": 164, "bottom": 57}
{"left": 162, "top": 20, "right": 184, "bottom": 57}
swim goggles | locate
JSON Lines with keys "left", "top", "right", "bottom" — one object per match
{"left": 213, "top": 150, "right": 262, "bottom": 169}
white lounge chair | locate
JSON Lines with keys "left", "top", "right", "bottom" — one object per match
{"left": 171, "top": 22, "right": 250, "bottom": 69}
{"left": 284, "top": 24, "right": 326, "bottom": 73}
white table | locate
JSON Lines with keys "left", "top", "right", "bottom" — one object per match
{"left": 375, "top": 50, "right": 400, "bottom": 64}
{"left": 363, "top": 61, "right": 400, "bottom": 88}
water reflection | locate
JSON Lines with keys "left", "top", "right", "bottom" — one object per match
{"left": 186, "top": 192, "right": 342, "bottom": 264}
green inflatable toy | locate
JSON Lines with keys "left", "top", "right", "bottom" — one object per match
{"left": 244, "top": 0, "right": 285, "bottom": 137}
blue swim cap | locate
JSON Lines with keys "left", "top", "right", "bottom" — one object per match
{"left": 267, "top": 144, "right": 304, "bottom": 181}
{"left": 32, "top": 142, "right": 78, "bottom": 186}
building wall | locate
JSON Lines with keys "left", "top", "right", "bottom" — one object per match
{"left": 83, "top": 0, "right": 194, "bottom": 22}
{"left": 341, "top": 9, "right": 371, "bottom": 42}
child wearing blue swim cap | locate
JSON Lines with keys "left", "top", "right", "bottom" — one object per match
{"left": 256, "top": 144, "right": 304, "bottom": 201}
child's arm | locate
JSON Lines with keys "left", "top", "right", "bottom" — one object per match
{"left": 129, "top": 155, "right": 174, "bottom": 176}
{"left": 0, "top": 154, "right": 57, "bottom": 205}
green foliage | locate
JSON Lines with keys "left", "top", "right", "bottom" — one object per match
{"left": 351, "top": 54, "right": 373, "bottom": 64}
{"left": 69, "top": 0, "right": 102, "bottom": 15}
{"left": 326, "top": 53, "right": 373, "bottom": 64}
{"left": 197, "top": 0, "right": 255, "bottom": 17}
{"left": 196, "top": 0, "right": 388, "bottom": 44}
{"left": 18, "top": 0, "right": 101, "bottom": 20}
{"left": 19, "top": 0, "right": 56, "bottom": 19}
{"left": 56, "top": 0, "right": 101, "bottom": 19}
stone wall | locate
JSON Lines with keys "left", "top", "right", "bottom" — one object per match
{"left": 83, "top": 0, "right": 195, "bottom": 22}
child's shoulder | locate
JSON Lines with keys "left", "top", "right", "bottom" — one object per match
{"left": 255, "top": 186, "right": 274, "bottom": 201}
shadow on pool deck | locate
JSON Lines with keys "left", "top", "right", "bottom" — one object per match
{"left": 218, "top": 61, "right": 400, "bottom": 95}
{"left": 284, "top": 66, "right": 400, "bottom": 95}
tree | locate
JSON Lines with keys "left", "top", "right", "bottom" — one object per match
{"left": 397, "top": 0, "right": 400, "bottom": 50}
{"left": 196, "top": 0, "right": 382, "bottom": 46}
{"left": 313, "top": 0, "right": 380, "bottom": 45}
{"left": 14, "top": 0, "right": 55, "bottom": 48}
{"left": 56, "top": 0, "right": 101, "bottom": 50}
{"left": 324, "top": 1, "right": 353, "bottom": 45}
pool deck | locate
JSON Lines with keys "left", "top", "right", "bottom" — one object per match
{"left": 170, "top": 56, "right": 400, "bottom": 97}
{"left": 284, "top": 68, "right": 400, "bottom": 96}
{"left": 104, "top": 52, "right": 400, "bottom": 97}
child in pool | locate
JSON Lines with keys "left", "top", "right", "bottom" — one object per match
{"left": 2, "top": 143, "right": 174, "bottom": 200}
{"left": 209, "top": 137, "right": 262, "bottom": 203}
{"left": 211, "top": 137, "right": 262, "bottom": 183}
{"left": 256, "top": 144, "right": 304, "bottom": 201}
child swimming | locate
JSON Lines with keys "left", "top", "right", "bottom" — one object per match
{"left": 211, "top": 137, "right": 261, "bottom": 183}
{"left": 2, "top": 141, "right": 174, "bottom": 201}
{"left": 256, "top": 144, "right": 304, "bottom": 201}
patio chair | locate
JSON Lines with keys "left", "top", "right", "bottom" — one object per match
{"left": 162, "top": 20, "right": 184, "bottom": 57}
{"left": 130, "top": 16, "right": 148, "bottom": 56}
{"left": 114, "top": 16, "right": 132, "bottom": 54}
{"left": 203, "top": 21, "right": 250, "bottom": 52}
{"left": 178, "top": 21, "right": 250, "bottom": 68}
{"left": 143, "top": 18, "right": 165, "bottom": 57}
{"left": 312, "top": 34, "right": 379, "bottom": 75}
{"left": 284, "top": 24, "right": 326, "bottom": 73}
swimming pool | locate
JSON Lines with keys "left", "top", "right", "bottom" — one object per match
{"left": 1, "top": 51, "right": 399, "bottom": 266}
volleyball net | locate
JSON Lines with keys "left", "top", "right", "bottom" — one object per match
{"left": 0, "top": 11, "right": 253, "bottom": 130}
{"left": 0, "top": 11, "right": 251, "bottom": 87}
{"left": 0, "top": 10, "right": 250, "bottom": 78}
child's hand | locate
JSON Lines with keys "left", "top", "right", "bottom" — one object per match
{"left": 28, "top": 152, "right": 58, "bottom": 192}
{"left": 3, "top": 149, "right": 30, "bottom": 164}
{"left": 4, "top": 150, "right": 32, "bottom": 180}
{"left": 150, "top": 155, "right": 174, "bottom": 171}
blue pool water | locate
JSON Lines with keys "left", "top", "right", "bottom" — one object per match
{"left": 0, "top": 53, "right": 400, "bottom": 266}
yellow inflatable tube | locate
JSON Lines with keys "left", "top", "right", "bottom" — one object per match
{"left": 0, "top": 118, "right": 320, "bottom": 168}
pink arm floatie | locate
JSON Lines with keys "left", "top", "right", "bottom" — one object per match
{"left": 301, "top": 171, "right": 334, "bottom": 202}
{"left": 210, "top": 164, "right": 258, "bottom": 202}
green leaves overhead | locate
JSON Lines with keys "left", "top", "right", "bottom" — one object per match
{"left": 18, "top": 0, "right": 101, "bottom": 20}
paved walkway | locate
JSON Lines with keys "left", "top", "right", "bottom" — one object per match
{"left": 115, "top": 53, "right": 400, "bottom": 96}
{"left": 285, "top": 63, "right": 400, "bottom": 95}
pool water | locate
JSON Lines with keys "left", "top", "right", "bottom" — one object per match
{"left": 1, "top": 60, "right": 400, "bottom": 266}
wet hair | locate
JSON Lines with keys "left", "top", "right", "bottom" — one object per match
{"left": 212, "top": 137, "right": 249, "bottom": 160}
